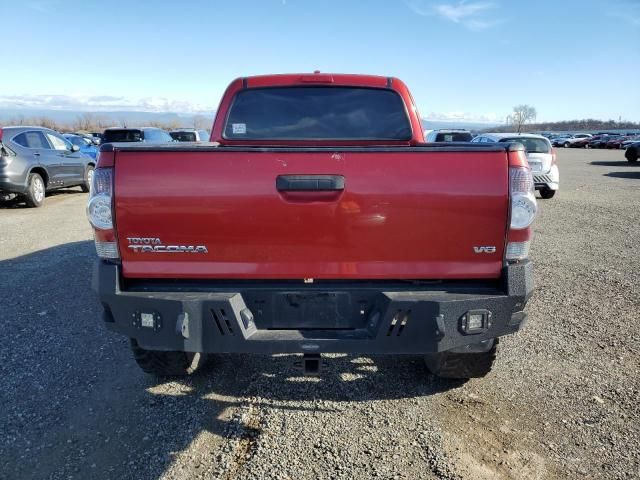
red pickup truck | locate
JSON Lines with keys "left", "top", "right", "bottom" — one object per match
{"left": 89, "top": 73, "right": 536, "bottom": 379}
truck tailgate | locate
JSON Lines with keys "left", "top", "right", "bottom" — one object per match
{"left": 113, "top": 147, "right": 509, "bottom": 279}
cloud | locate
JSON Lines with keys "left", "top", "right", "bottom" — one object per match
{"left": 424, "top": 110, "right": 501, "bottom": 123}
{"left": 407, "top": 0, "right": 502, "bottom": 30}
{"left": 0, "top": 94, "right": 215, "bottom": 114}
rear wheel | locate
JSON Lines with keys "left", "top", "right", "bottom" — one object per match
{"left": 626, "top": 147, "right": 638, "bottom": 163}
{"left": 24, "top": 173, "right": 45, "bottom": 208}
{"left": 81, "top": 165, "right": 94, "bottom": 193}
{"left": 424, "top": 339, "right": 498, "bottom": 379}
{"left": 563, "top": 141, "right": 570, "bottom": 148}
{"left": 540, "top": 188, "right": 556, "bottom": 199}
{"left": 130, "top": 339, "right": 207, "bottom": 376}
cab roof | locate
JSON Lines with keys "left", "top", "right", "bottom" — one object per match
{"left": 244, "top": 73, "right": 398, "bottom": 89}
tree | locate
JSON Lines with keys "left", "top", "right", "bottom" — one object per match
{"left": 192, "top": 114, "right": 211, "bottom": 130}
{"left": 507, "top": 105, "right": 537, "bottom": 133}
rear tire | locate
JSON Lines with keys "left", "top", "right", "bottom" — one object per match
{"left": 563, "top": 141, "right": 570, "bottom": 148}
{"left": 81, "top": 165, "right": 94, "bottom": 193}
{"left": 130, "top": 339, "right": 207, "bottom": 376}
{"left": 540, "top": 188, "right": 556, "bottom": 199}
{"left": 424, "top": 339, "right": 498, "bottom": 379}
{"left": 24, "top": 173, "right": 45, "bottom": 208}
{"left": 626, "top": 147, "right": 638, "bottom": 163}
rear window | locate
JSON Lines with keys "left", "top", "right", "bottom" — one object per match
{"left": 144, "top": 129, "right": 173, "bottom": 143}
{"left": 224, "top": 87, "right": 412, "bottom": 140}
{"left": 13, "top": 131, "right": 50, "bottom": 149}
{"left": 103, "top": 129, "right": 142, "bottom": 143}
{"left": 170, "top": 131, "right": 197, "bottom": 142}
{"left": 500, "top": 137, "right": 550, "bottom": 153}
{"left": 434, "top": 132, "right": 472, "bottom": 142}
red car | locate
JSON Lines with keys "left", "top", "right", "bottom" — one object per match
{"left": 570, "top": 137, "right": 592, "bottom": 148}
{"left": 87, "top": 73, "right": 536, "bottom": 380}
{"left": 607, "top": 135, "right": 632, "bottom": 149}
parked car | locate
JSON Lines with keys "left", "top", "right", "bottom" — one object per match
{"left": 73, "top": 132, "right": 100, "bottom": 146}
{"left": 0, "top": 126, "right": 95, "bottom": 207}
{"left": 63, "top": 133, "right": 98, "bottom": 160}
{"left": 606, "top": 135, "right": 635, "bottom": 149}
{"left": 555, "top": 133, "right": 592, "bottom": 148}
{"left": 570, "top": 137, "right": 592, "bottom": 148}
{"left": 472, "top": 133, "right": 558, "bottom": 199}
{"left": 89, "top": 132, "right": 103, "bottom": 145}
{"left": 625, "top": 142, "right": 639, "bottom": 162}
{"left": 88, "top": 73, "right": 536, "bottom": 380}
{"left": 102, "top": 127, "right": 174, "bottom": 144}
{"left": 621, "top": 136, "right": 640, "bottom": 149}
{"left": 588, "top": 135, "right": 616, "bottom": 149}
{"left": 550, "top": 134, "right": 571, "bottom": 146}
{"left": 424, "top": 129, "right": 473, "bottom": 142}
{"left": 169, "top": 129, "right": 210, "bottom": 142}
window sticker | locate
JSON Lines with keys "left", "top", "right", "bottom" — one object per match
{"left": 232, "top": 123, "right": 247, "bottom": 134}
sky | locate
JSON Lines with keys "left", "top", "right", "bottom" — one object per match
{"left": 1, "top": 0, "right": 639, "bottom": 123}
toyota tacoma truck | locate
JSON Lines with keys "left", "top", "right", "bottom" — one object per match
{"left": 89, "top": 73, "right": 536, "bottom": 379}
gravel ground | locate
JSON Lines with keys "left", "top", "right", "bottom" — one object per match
{"left": 1, "top": 148, "right": 639, "bottom": 480}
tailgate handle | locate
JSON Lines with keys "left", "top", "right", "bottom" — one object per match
{"left": 276, "top": 175, "right": 344, "bottom": 192}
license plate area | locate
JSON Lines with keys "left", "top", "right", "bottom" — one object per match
{"left": 529, "top": 161, "right": 543, "bottom": 172}
{"left": 272, "top": 292, "right": 354, "bottom": 330}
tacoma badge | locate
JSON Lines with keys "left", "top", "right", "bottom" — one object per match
{"left": 127, "top": 237, "right": 208, "bottom": 253}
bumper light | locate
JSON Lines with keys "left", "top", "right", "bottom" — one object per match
{"left": 506, "top": 241, "right": 530, "bottom": 261}
{"left": 460, "top": 309, "right": 492, "bottom": 334}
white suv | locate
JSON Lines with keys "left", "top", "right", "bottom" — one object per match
{"left": 472, "top": 133, "right": 559, "bottom": 199}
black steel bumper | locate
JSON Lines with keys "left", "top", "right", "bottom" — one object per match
{"left": 92, "top": 261, "right": 533, "bottom": 354}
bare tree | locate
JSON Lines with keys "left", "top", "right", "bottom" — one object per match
{"left": 506, "top": 105, "right": 537, "bottom": 133}
{"left": 192, "top": 114, "right": 212, "bottom": 130}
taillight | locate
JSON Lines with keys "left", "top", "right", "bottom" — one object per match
{"left": 87, "top": 168, "right": 119, "bottom": 259}
{"left": 509, "top": 167, "right": 537, "bottom": 229}
{"left": 551, "top": 147, "right": 557, "bottom": 166}
{"left": 507, "top": 166, "right": 537, "bottom": 262}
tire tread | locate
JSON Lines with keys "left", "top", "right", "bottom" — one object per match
{"left": 130, "top": 339, "right": 205, "bottom": 376}
{"left": 425, "top": 339, "right": 498, "bottom": 379}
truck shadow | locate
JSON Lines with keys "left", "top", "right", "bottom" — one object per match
{"left": 604, "top": 171, "right": 640, "bottom": 179}
{"left": 589, "top": 160, "right": 635, "bottom": 167}
{"left": 0, "top": 241, "right": 464, "bottom": 480}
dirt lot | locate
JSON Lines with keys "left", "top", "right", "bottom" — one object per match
{"left": 1, "top": 148, "right": 639, "bottom": 480}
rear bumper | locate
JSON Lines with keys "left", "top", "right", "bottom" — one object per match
{"left": 534, "top": 165, "right": 559, "bottom": 191}
{"left": 93, "top": 261, "right": 534, "bottom": 354}
{"left": 0, "top": 175, "right": 28, "bottom": 194}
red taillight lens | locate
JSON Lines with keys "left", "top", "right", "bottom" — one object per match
{"left": 551, "top": 147, "right": 557, "bottom": 166}
{"left": 87, "top": 168, "right": 119, "bottom": 259}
